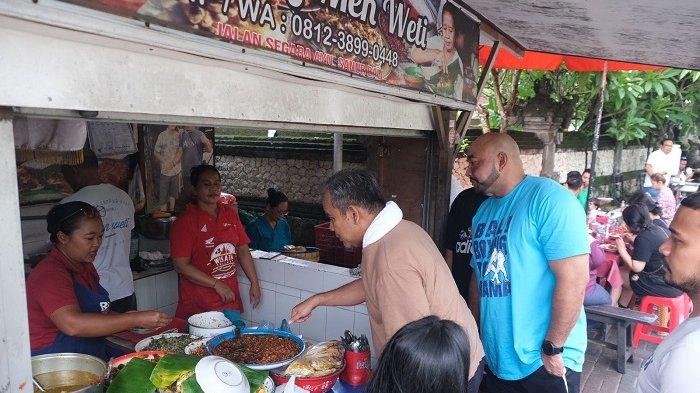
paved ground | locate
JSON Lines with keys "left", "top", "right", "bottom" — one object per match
{"left": 581, "top": 326, "right": 657, "bottom": 393}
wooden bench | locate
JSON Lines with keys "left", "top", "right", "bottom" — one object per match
{"left": 585, "top": 305, "right": 657, "bottom": 374}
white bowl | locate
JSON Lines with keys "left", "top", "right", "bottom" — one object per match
{"left": 188, "top": 311, "right": 235, "bottom": 338}
{"left": 196, "top": 356, "right": 250, "bottom": 393}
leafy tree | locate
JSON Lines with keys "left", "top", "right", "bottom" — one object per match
{"left": 474, "top": 68, "right": 700, "bottom": 144}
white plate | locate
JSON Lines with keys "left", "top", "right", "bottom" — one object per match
{"left": 134, "top": 332, "right": 199, "bottom": 352}
{"left": 260, "top": 377, "right": 275, "bottom": 393}
{"left": 185, "top": 338, "right": 210, "bottom": 355}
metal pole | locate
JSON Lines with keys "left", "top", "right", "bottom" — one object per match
{"left": 586, "top": 62, "right": 608, "bottom": 214}
{"left": 454, "top": 41, "right": 501, "bottom": 154}
{"left": 333, "top": 132, "right": 343, "bottom": 173}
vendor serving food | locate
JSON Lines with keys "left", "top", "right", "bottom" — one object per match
{"left": 170, "top": 165, "right": 261, "bottom": 318}
{"left": 26, "top": 202, "right": 171, "bottom": 360}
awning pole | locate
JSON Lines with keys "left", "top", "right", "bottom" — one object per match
{"left": 333, "top": 133, "right": 343, "bottom": 173}
{"left": 586, "top": 61, "right": 608, "bottom": 213}
{"left": 454, "top": 41, "right": 501, "bottom": 154}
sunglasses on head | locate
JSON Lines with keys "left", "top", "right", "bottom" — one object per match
{"left": 58, "top": 205, "right": 106, "bottom": 225}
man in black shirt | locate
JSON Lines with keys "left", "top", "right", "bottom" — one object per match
{"left": 443, "top": 187, "right": 488, "bottom": 307}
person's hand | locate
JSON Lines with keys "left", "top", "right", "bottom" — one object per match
{"left": 213, "top": 280, "right": 236, "bottom": 304}
{"left": 249, "top": 284, "right": 261, "bottom": 309}
{"left": 135, "top": 311, "right": 172, "bottom": 329}
{"left": 623, "top": 232, "right": 636, "bottom": 245}
{"left": 615, "top": 237, "right": 627, "bottom": 252}
{"left": 541, "top": 353, "right": 566, "bottom": 377}
{"left": 290, "top": 296, "right": 319, "bottom": 323}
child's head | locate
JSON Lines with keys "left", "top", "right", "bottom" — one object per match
{"left": 441, "top": 3, "right": 456, "bottom": 52}
{"left": 367, "top": 316, "right": 471, "bottom": 393}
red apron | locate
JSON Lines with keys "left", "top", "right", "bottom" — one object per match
{"left": 175, "top": 205, "right": 246, "bottom": 319}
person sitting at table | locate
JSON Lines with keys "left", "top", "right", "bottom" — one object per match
{"left": 650, "top": 173, "right": 677, "bottom": 226}
{"left": 170, "top": 165, "right": 261, "bottom": 319}
{"left": 26, "top": 202, "right": 171, "bottom": 360}
{"left": 585, "top": 235, "right": 611, "bottom": 306}
{"left": 565, "top": 171, "right": 584, "bottom": 209}
{"left": 367, "top": 316, "right": 471, "bottom": 393}
{"left": 245, "top": 188, "right": 292, "bottom": 252}
{"left": 612, "top": 204, "right": 683, "bottom": 308}
{"left": 628, "top": 191, "right": 670, "bottom": 234}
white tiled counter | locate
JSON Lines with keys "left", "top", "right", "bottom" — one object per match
{"left": 237, "top": 257, "right": 374, "bottom": 355}
{"left": 134, "top": 267, "right": 179, "bottom": 316}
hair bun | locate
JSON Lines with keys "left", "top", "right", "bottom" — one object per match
{"left": 267, "top": 188, "right": 276, "bottom": 197}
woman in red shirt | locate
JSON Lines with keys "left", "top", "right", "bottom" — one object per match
{"left": 171, "top": 165, "right": 261, "bottom": 318}
{"left": 26, "top": 202, "right": 171, "bottom": 360}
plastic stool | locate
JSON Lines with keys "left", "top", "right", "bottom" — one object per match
{"left": 633, "top": 294, "right": 691, "bottom": 348}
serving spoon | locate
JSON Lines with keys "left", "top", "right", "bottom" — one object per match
{"left": 32, "top": 376, "right": 47, "bottom": 392}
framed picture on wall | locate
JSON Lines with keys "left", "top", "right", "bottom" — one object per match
{"left": 139, "top": 124, "right": 215, "bottom": 213}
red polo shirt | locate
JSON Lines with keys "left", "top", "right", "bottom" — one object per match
{"left": 26, "top": 253, "right": 79, "bottom": 350}
{"left": 170, "top": 202, "right": 250, "bottom": 318}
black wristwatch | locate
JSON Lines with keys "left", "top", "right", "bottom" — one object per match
{"left": 542, "top": 340, "right": 564, "bottom": 356}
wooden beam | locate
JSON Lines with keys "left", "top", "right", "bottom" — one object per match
{"left": 453, "top": 42, "right": 502, "bottom": 154}
{"left": 428, "top": 106, "right": 453, "bottom": 246}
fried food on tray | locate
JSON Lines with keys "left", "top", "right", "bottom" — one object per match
{"left": 284, "top": 340, "right": 344, "bottom": 377}
{"left": 213, "top": 334, "right": 302, "bottom": 364}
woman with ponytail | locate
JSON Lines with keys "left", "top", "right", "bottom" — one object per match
{"left": 246, "top": 188, "right": 292, "bottom": 252}
{"left": 613, "top": 204, "right": 682, "bottom": 307}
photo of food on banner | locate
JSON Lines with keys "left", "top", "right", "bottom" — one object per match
{"left": 59, "top": 0, "right": 478, "bottom": 102}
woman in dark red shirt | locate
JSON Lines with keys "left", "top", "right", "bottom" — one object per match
{"left": 26, "top": 202, "right": 171, "bottom": 360}
{"left": 170, "top": 165, "right": 261, "bottom": 318}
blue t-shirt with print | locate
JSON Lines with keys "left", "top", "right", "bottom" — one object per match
{"left": 470, "top": 176, "right": 589, "bottom": 380}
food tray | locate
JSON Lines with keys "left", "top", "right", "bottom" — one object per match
{"left": 206, "top": 329, "right": 305, "bottom": 371}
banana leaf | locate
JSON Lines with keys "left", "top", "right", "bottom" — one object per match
{"left": 178, "top": 373, "right": 205, "bottom": 393}
{"left": 240, "top": 365, "right": 268, "bottom": 392}
{"left": 149, "top": 354, "right": 201, "bottom": 389}
{"left": 107, "top": 358, "right": 157, "bottom": 393}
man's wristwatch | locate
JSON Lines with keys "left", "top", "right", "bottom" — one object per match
{"left": 542, "top": 340, "right": 564, "bottom": 356}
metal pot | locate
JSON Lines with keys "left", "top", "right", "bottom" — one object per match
{"left": 137, "top": 214, "right": 175, "bottom": 240}
{"left": 32, "top": 353, "right": 107, "bottom": 393}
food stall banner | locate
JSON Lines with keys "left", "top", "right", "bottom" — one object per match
{"left": 57, "top": 0, "right": 479, "bottom": 104}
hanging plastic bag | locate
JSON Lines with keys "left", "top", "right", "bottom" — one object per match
{"left": 274, "top": 376, "right": 310, "bottom": 393}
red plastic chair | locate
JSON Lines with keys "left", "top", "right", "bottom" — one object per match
{"left": 633, "top": 294, "right": 692, "bottom": 348}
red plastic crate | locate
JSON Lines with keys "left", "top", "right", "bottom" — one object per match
{"left": 314, "top": 222, "right": 362, "bottom": 268}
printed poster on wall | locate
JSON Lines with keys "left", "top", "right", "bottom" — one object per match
{"left": 58, "top": 0, "right": 479, "bottom": 104}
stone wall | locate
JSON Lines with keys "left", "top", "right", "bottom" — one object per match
{"left": 453, "top": 145, "right": 649, "bottom": 191}
{"left": 217, "top": 155, "right": 365, "bottom": 203}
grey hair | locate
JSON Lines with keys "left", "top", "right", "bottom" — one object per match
{"left": 322, "top": 169, "right": 386, "bottom": 214}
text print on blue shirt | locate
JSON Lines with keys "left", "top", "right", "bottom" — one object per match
{"left": 472, "top": 216, "right": 512, "bottom": 297}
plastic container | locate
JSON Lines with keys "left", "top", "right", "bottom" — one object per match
{"left": 314, "top": 222, "right": 362, "bottom": 268}
{"left": 339, "top": 351, "right": 371, "bottom": 386}
{"left": 270, "top": 366, "right": 344, "bottom": 393}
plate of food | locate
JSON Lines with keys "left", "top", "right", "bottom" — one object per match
{"left": 134, "top": 332, "right": 201, "bottom": 353}
{"left": 184, "top": 338, "right": 210, "bottom": 356}
{"left": 206, "top": 329, "right": 305, "bottom": 371}
{"left": 599, "top": 243, "right": 619, "bottom": 253}
{"left": 270, "top": 341, "right": 345, "bottom": 393}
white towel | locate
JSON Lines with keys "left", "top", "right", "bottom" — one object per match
{"left": 362, "top": 201, "right": 403, "bottom": 248}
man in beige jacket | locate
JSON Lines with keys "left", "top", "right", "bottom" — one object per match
{"left": 291, "top": 169, "right": 485, "bottom": 391}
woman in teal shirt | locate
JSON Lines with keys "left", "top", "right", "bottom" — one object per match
{"left": 246, "top": 188, "right": 292, "bottom": 252}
